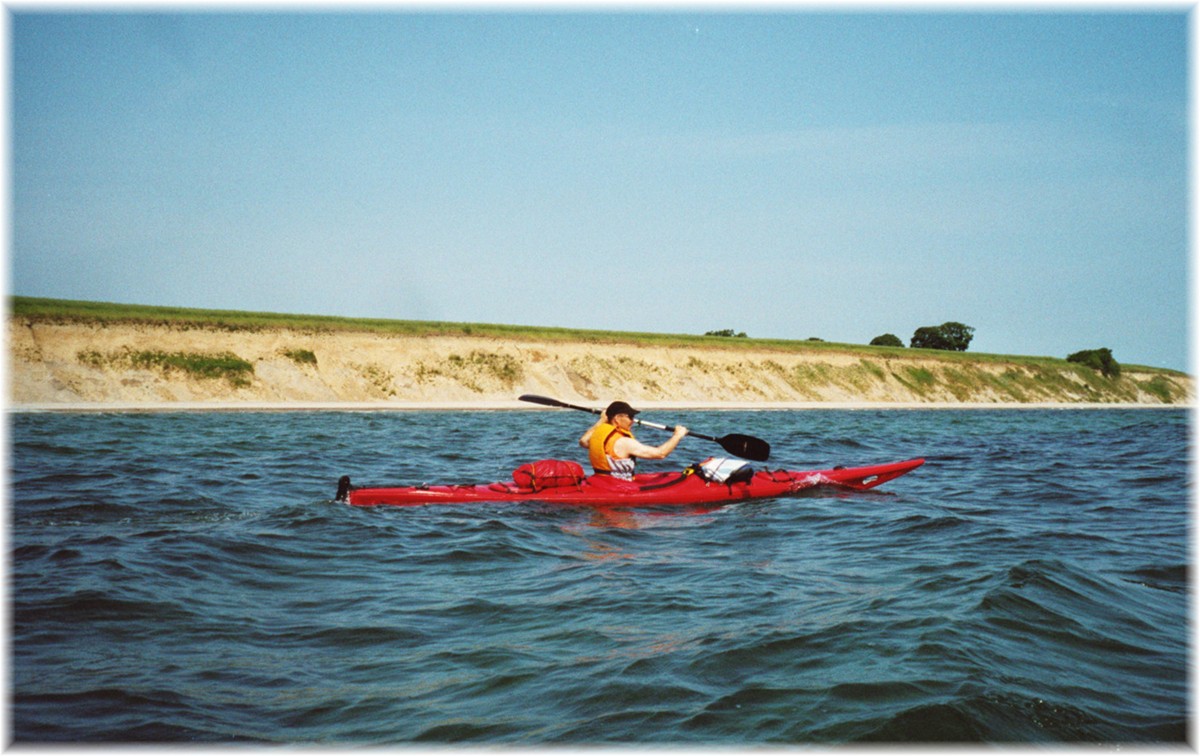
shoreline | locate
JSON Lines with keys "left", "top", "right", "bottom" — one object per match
{"left": 11, "top": 318, "right": 1191, "bottom": 408}
{"left": 8, "top": 400, "right": 1193, "bottom": 413}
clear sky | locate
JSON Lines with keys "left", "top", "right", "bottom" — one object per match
{"left": 10, "top": 9, "right": 1191, "bottom": 370}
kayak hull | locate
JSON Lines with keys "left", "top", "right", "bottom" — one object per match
{"left": 339, "top": 458, "right": 924, "bottom": 508}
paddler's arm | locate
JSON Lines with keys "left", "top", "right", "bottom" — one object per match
{"left": 578, "top": 412, "right": 609, "bottom": 448}
{"left": 614, "top": 426, "right": 689, "bottom": 460}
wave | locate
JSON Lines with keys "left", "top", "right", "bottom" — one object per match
{"left": 891, "top": 513, "right": 973, "bottom": 534}
{"left": 13, "top": 687, "right": 242, "bottom": 742}
{"left": 1124, "top": 563, "right": 1188, "bottom": 593}
{"left": 14, "top": 589, "right": 199, "bottom": 630}
{"left": 850, "top": 690, "right": 1133, "bottom": 742}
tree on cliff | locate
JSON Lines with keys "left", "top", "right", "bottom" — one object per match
{"left": 1067, "top": 348, "right": 1121, "bottom": 378}
{"left": 910, "top": 322, "right": 975, "bottom": 351}
{"left": 870, "top": 334, "right": 904, "bottom": 347}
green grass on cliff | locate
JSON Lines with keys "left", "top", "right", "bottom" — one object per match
{"left": 79, "top": 347, "right": 255, "bottom": 387}
{"left": 10, "top": 295, "right": 1186, "bottom": 378}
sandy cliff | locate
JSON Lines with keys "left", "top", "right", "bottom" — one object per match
{"left": 8, "top": 318, "right": 1191, "bottom": 409}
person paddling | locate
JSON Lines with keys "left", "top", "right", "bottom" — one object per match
{"left": 578, "top": 400, "right": 688, "bottom": 480}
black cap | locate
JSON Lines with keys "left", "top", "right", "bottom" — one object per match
{"left": 605, "top": 401, "right": 639, "bottom": 418}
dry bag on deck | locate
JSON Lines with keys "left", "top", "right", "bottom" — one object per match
{"left": 513, "top": 459, "right": 586, "bottom": 491}
{"left": 694, "top": 457, "right": 754, "bottom": 485}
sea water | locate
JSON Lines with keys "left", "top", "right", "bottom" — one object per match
{"left": 9, "top": 409, "right": 1190, "bottom": 743}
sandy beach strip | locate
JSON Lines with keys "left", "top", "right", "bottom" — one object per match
{"left": 8, "top": 400, "right": 1192, "bottom": 413}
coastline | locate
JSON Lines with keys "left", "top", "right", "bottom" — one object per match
{"left": 9, "top": 400, "right": 1193, "bottom": 413}
{"left": 10, "top": 317, "right": 1192, "bottom": 409}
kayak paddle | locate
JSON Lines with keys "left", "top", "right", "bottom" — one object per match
{"left": 518, "top": 394, "right": 771, "bottom": 462}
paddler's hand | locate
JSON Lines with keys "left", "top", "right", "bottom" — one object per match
{"left": 673, "top": 425, "right": 689, "bottom": 438}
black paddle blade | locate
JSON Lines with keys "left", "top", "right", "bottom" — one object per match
{"left": 518, "top": 394, "right": 565, "bottom": 408}
{"left": 719, "top": 433, "right": 770, "bottom": 462}
{"left": 518, "top": 394, "right": 598, "bottom": 414}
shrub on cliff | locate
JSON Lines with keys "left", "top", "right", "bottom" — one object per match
{"left": 283, "top": 348, "right": 317, "bottom": 366}
{"left": 130, "top": 350, "right": 255, "bottom": 387}
{"left": 79, "top": 348, "right": 255, "bottom": 388}
{"left": 870, "top": 334, "right": 904, "bottom": 348}
{"left": 1067, "top": 348, "right": 1121, "bottom": 378}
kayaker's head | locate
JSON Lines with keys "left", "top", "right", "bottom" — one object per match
{"left": 605, "top": 401, "right": 639, "bottom": 427}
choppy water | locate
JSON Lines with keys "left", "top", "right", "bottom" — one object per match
{"left": 9, "top": 408, "right": 1190, "bottom": 743}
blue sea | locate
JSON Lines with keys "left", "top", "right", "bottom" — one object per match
{"left": 9, "top": 408, "right": 1190, "bottom": 744}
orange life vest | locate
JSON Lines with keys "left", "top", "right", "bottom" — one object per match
{"left": 588, "top": 422, "right": 636, "bottom": 479}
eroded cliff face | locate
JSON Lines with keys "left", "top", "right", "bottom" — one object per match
{"left": 8, "top": 318, "right": 1192, "bottom": 407}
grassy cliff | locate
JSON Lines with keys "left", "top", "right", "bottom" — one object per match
{"left": 8, "top": 296, "right": 1191, "bottom": 406}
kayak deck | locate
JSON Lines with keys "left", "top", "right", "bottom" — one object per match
{"left": 338, "top": 458, "right": 925, "bottom": 508}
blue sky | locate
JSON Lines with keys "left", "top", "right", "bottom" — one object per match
{"left": 11, "top": 10, "right": 1190, "bottom": 370}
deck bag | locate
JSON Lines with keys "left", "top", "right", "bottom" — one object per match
{"left": 694, "top": 457, "right": 754, "bottom": 485}
{"left": 513, "top": 459, "right": 587, "bottom": 491}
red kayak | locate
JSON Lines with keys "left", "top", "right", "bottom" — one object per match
{"left": 337, "top": 458, "right": 925, "bottom": 508}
